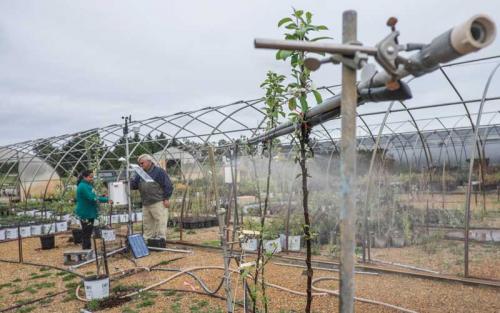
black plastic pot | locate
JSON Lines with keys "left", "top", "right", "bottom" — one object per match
{"left": 40, "top": 234, "right": 55, "bottom": 250}
{"left": 93, "top": 227, "right": 102, "bottom": 239}
{"left": 147, "top": 237, "right": 166, "bottom": 248}
{"left": 72, "top": 229, "right": 83, "bottom": 244}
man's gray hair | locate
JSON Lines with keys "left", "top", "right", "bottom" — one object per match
{"left": 137, "top": 154, "right": 154, "bottom": 163}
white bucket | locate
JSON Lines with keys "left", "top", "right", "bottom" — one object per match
{"left": 119, "top": 214, "right": 129, "bottom": 223}
{"left": 241, "top": 238, "right": 258, "bottom": 252}
{"left": 5, "top": 228, "right": 18, "bottom": 239}
{"left": 135, "top": 212, "right": 143, "bottom": 222}
{"left": 84, "top": 275, "right": 109, "bottom": 300}
{"left": 111, "top": 215, "right": 120, "bottom": 224}
{"left": 56, "top": 221, "right": 68, "bottom": 232}
{"left": 263, "top": 238, "right": 282, "bottom": 254}
{"left": 279, "top": 234, "right": 301, "bottom": 251}
{"left": 31, "top": 224, "right": 42, "bottom": 236}
{"left": 0, "top": 229, "right": 5, "bottom": 241}
{"left": 61, "top": 214, "right": 71, "bottom": 221}
{"left": 101, "top": 229, "right": 116, "bottom": 242}
{"left": 42, "top": 223, "right": 56, "bottom": 234}
{"left": 20, "top": 226, "right": 31, "bottom": 238}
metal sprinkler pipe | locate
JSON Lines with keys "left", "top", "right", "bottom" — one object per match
{"left": 249, "top": 14, "right": 496, "bottom": 145}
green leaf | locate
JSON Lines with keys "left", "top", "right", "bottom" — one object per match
{"left": 276, "top": 50, "right": 293, "bottom": 60}
{"left": 288, "top": 98, "right": 297, "bottom": 111}
{"left": 310, "top": 36, "right": 333, "bottom": 42}
{"left": 312, "top": 90, "right": 323, "bottom": 104}
{"left": 316, "top": 25, "right": 328, "bottom": 30}
{"left": 294, "top": 10, "right": 303, "bottom": 18}
{"left": 278, "top": 17, "right": 293, "bottom": 27}
{"left": 306, "top": 12, "right": 312, "bottom": 23}
{"left": 299, "top": 96, "right": 308, "bottom": 112}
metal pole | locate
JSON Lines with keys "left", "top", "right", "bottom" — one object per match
{"left": 339, "top": 10, "right": 357, "bottom": 313}
{"left": 17, "top": 225, "right": 23, "bottom": 263}
{"left": 208, "top": 146, "right": 234, "bottom": 313}
{"left": 123, "top": 116, "right": 133, "bottom": 236}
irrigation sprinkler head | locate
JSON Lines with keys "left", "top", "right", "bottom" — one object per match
{"left": 450, "top": 14, "right": 496, "bottom": 54}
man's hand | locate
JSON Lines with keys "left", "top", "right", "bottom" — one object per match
{"left": 163, "top": 199, "right": 170, "bottom": 208}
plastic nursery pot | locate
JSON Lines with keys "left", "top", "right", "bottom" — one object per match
{"left": 147, "top": 237, "right": 166, "bottom": 248}
{"left": 40, "top": 234, "right": 55, "bottom": 250}
{"left": 30, "top": 224, "right": 43, "bottom": 236}
{"left": 93, "top": 227, "right": 102, "bottom": 239}
{"left": 72, "top": 228, "right": 83, "bottom": 244}
{"left": 83, "top": 274, "right": 110, "bottom": 300}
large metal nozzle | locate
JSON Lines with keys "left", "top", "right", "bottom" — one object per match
{"left": 405, "top": 14, "right": 497, "bottom": 77}
{"left": 451, "top": 14, "right": 496, "bottom": 54}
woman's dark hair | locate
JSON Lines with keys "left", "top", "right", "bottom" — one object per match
{"left": 77, "top": 170, "right": 93, "bottom": 185}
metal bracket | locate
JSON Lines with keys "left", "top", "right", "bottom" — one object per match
{"left": 375, "top": 30, "right": 400, "bottom": 75}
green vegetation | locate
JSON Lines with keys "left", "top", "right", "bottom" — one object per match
{"left": 29, "top": 272, "right": 51, "bottom": 280}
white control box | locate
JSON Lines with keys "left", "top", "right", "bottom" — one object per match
{"left": 108, "top": 181, "right": 128, "bottom": 206}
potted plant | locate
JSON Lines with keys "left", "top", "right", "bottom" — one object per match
{"left": 262, "top": 221, "right": 282, "bottom": 254}
{"left": 280, "top": 216, "right": 303, "bottom": 252}
{"left": 40, "top": 216, "right": 56, "bottom": 249}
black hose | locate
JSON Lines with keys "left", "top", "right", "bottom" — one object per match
{"left": 0, "top": 290, "right": 67, "bottom": 312}
{"left": 0, "top": 258, "right": 84, "bottom": 278}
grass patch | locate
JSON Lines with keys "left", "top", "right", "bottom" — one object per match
{"left": 62, "top": 274, "right": 77, "bottom": 281}
{"left": 29, "top": 272, "right": 51, "bottom": 280}
{"left": 32, "top": 282, "right": 55, "bottom": 289}
{"left": 86, "top": 299, "right": 100, "bottom": 311}
{"left": 10, "top": 288, "right": 24, "bottom": 295}
{"left": 15, "top": 299, "right": 32, "bottom": 305}
{"left": 0, "top": 282, "right": 13, "bottom": 289}
{"left": 56, "top": 272, "right": 67, "bottom": 276}
{"left": 64, "top": 282, "right": 79, "bottom": 289}
{"left": 39, "top": 297, "right": 54, "bottom": 305}
{"left": 136, "top": 299, "right": 155, "bottom": 308}
{"left": 39, "top": 267, "right": 51, "bottom": 272}
{"left": 135, "top": 291, "right": 157, "bottom": 308}
{"left": 122, "top": 307, "right": 139, "bottom": 313}
{"left": 163, "top": 289, "right": 177, "bottom": 297}
{"left": 24, "top": 287, "right": 37, "bottom": 294}
{"left": 170, "top": 302, "right": 181, "bottom": 313}
{"left": 15, "top": 306, "right": 35, "bottom": 313}
{"left": 202, "top": 240, "right": 220, "bottom": 247}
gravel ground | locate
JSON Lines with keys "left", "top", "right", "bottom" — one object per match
{"left": 0, "top": 233, "right": 498, "bottom": 312}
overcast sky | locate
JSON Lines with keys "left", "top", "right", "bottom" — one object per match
{"left": 0, "top": 0, "right": 499, "bottom": 146}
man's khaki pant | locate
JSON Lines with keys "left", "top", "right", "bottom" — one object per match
{"left": 143, "top": 201, "right": 168, "bottom": 240}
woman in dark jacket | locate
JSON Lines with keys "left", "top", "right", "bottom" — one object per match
{"left": 74, "top": 170, "right": 109, "bottom": 249}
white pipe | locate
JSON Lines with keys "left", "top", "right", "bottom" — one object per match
{"left": 147, "top": 246, "right": 192, "bottom": 254}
